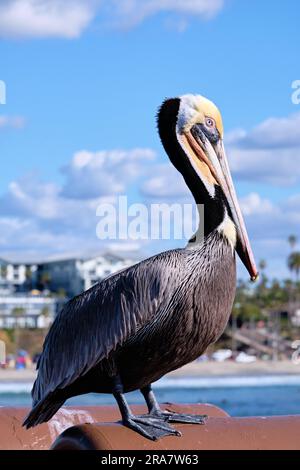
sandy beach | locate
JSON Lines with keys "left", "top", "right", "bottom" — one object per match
{"left": 0, "top": 360, "right": 299, "bottom": 384}
{"left": 169, "top": 360, "right": 300, "bottom": 377}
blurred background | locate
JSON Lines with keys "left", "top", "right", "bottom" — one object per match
{"left": 0, "top": 0, "right": 300, "bottom": 417}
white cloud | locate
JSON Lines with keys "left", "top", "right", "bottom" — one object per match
{"left": 239, "top": 193, "right": 277, "bottom": 217}
{"left": 230, "top": 112, "right": 300, "bottom": 149}
{"left": 233, "top": 192, "right": 300, "bottom": 279}
{"left": 0, "top": 147, "right": 156, "bottom": 260}
{"left": 0, "top": 0, "right": 224, "bottom": 38}
{"left": 140, "top": 159, "right": 300, "bottom": 278}
{"left": 0, "top": 115, "right": 25, "bottom": 129}
{"left": 141, "top": 163, "right": 190, "bottom": 199}
{"left": 227, "top": 112, "right": 300, "bottom": 186}
{"left": 0, "top": 0, "right": 99, "bottom": 39}
{"left": 61, "top": 148, "right": 155, "bottom": 199}
{"left": 237, "top": 192, "right": 300, "bottom": 248}
{"left": 105, "top": 0, "right": 225, "bottom": 29}
{"left": 0, "top": 172, "right": 117, "bottom": 230}
{"left": 0, "top": 216, "right": 107, "bottom": 263}
{"left": 0, "top": 180, "right": 118, "bottom": 261}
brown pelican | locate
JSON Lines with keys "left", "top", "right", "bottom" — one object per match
{"left": 23, "top": 94, "right": 258, "bottom": 440}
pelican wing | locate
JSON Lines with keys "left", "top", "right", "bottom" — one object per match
{"left": 32, "top": 253, "right": 178, "bottom": 404}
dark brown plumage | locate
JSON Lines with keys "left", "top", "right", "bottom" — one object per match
{"left": 24, "top": 94, "right": 256, "bottom": 440}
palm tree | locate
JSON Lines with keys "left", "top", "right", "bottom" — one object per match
{"left": 288, "top": 252, "right": 300, "bottom": 281}
{"left": 259, "top": 259, "right": 266, "bottom": 272}
{"left": 287, "top": 236, "right": 299, "bottom": 307}
{"left": 258, "top": 259, "right": 267, "bottom": 282}
{"left": 288, "top": 235, "right": 297, "bottom": 252}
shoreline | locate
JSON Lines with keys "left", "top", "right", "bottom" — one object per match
{"left": 168, "top": 360, "right": 300, "bottom": 378}
{"left": 0, "top": 360, "right": 299, "bottom": 384}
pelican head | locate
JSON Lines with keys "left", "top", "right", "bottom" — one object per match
{"left": 157, "top": 94, "right": 258, "bottom": 281}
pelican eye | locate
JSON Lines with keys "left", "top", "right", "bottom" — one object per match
{"left": 205, "top": 117, "right": 216, "bottom": 129}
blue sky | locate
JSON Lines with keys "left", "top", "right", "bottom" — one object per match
{"left": 0, "top": 0, "right": 300, "bottom": 279}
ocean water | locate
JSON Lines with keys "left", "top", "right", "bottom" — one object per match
{"left": 1, "top": 376, "right": 300, "bottom": 417}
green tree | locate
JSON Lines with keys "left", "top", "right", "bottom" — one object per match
{"left": 288, "top": 235, "right": 297, "bottom": 252}
{"left": 232, "top": 301, "right": 262, "bottom": 322}
{"left": 25, "top": 266, "right": 33, "bottom": 281}
{"left": 259, "top": 259, "right": 267, "bottom": 272}
{"left": 12, "top": 307, "right": 25, "bottom": 316}
{"left": 40, "top": 306, "right": 51, "bottom": 335}
{"left": 267, "top": 279, "right": 289, "bottom": 308}
{"left": 40, "top": 272, "right": 51, "bottom": 289}
{"left": 40, "top": 307, "right": 50, "bottom": 316}
{"left": 288, "top": 252, "right": 300, "bottom": 281}
{"left": 12, "top": 307, "right": 26, "bottom": 353}
{"left": 233, "top": 281, "right": 265, "bottom": 323}
{"left": 258, "top": 259, "right": 268, "bottom": 286}
{"left": 56, "top": 288, "right": 66, "bottom": 298}
{"left": 0, "top": 264, "right": 7, "bottom": 278}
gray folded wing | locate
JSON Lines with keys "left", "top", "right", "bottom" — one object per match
{"left": 31, "top": 254, "right": 178, "bottom": 404}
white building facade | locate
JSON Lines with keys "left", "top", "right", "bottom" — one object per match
{"left": 37, "top": 253, "right": 135, "bottom": 297}
{"left": 0, "top": 294, "right": 59, "bottom": 329}
{"left": 0, "top": 253, "right": 135, "bottom": 328}
{"left": 0, "top": 258, "right": 37, "bottom": 290}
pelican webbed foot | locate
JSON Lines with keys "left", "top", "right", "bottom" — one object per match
{"left": 123, "top": 415, "right": 181, "bottom": 441}
{"left": 141, "top": 384, "right": 208, "bottom": 425}
{"left": 113, "top": 376, "right": 181, "bottom": 441}
{"left": 151, "top": 409, "right": 208, "bottom": 425}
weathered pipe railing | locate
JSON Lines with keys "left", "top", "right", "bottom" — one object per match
{"left": 0, "top": 404, "right": 300, "bottom": 450}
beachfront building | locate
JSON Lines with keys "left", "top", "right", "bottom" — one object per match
{"left": 0, "top": 293, "right": 63, "bottom": 329}
{"left": 0, "top": 258, "right": 38, "bottom": 291}
{"left": 37, "top": 253, "right": 135, "bottom": 297}
{"left": 0, "top": 253, "right": 135, "bottom": 298}
{"left": 0, "top": 279, "right": 14, "bottom": 296}
{"left": 0, "top": 251, "right": 136, "bottom": 331}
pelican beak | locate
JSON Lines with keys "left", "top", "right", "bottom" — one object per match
{"left": 183, "top": 130, "right": 259, "bottom": 281}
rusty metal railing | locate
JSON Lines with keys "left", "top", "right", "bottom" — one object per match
{"left": 1, "top": 404, "right": 300, "bottom": 450}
